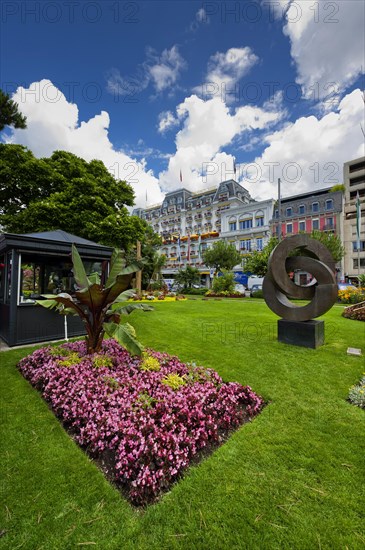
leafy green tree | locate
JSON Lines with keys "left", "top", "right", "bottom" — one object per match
{"left": 245, "top": 232, "right": 344, "bottom": 277}
{"left": 310, "top": 230, "right": 344, "bottom": 262}
{"left": 202, "top": 241, "right": 241, "bottom": 273}
{"left": 37, "top": 245, "right": 152, "bottom": 355}
{"left": 0, "top": 147, "right": 150, "bottom": 250}
{"left": 244, "top": 237, "right": 279, "bottom": 277}
{"left": 175, "top": 265, "right": 200, "bottom": 289}
{"left": 0, "top": 90, "right": 27, "bottom": 131}
{"left": 0, "top": 144, "right": 64, "bottom": 216}
{"left": 330, "top": 184, "right": 345, "bottom": 193}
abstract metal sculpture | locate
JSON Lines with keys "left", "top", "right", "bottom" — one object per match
{"left": 263, "top": 235, "right": 338, "bottom": 347}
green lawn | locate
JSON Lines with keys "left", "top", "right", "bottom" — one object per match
{"left": 1, "top": 300, "right": 364, "bottom": 549}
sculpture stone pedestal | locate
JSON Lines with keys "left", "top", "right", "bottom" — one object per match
{"left": 278, "top": 319, "right": 324, "bottom": 349}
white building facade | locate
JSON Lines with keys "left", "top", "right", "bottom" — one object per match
{"left": 133, "top": 180, "right": 275, "bottom": 286}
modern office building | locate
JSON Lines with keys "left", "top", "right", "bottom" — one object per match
{"left": 343, "top": 156, "right": 365, "bottom": 282}
{"left": 133, "top": 180, "right": 275, "bottom": 286}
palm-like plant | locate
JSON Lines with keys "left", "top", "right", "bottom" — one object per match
{"left": 37, "top": 245, "right": 152, "bottom": 355}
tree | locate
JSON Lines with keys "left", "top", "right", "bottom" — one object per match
{"left": 330, "top": 184, "right": 345, "bottom": 193}
{"left": 149, "top": 253, "right": 167, "bottom": 286}
{"left": 202, "top": 241, "right": 241, "bottom": 273}
{"left": 310, "top": 230, "right": 344, "bottom": 262}
{"left": 244, "top": 237, "right": 279, "bottom": 277}
{"left": 125, "top": 226, "right": 163, "bottom": 289}
{"left": 175, "top": 265, "right": 201, "bottom": 289}
{"left": 37, "top": 245, "right": 152, "bottom": 355}
{"left": 0, "top": 90, "right": 27, "bottom": 131}
{"left": 0, "top": 144, "right": 64, "bottom": 217}
{"left": 0, "top": 146, "right": 151, "bottom": 250}
{"left": 244, "top": 233, "right": 344, "bottom": 277}
{"left": 212, "top": 271, "right": 235, "bottom": 293}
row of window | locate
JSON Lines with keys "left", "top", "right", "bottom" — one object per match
{"left": 275, "top": 199, "right": 334, "bottom": 218}
{"left": 163, "top": 237, "right": 264, "bottom": 256}
{"left": 353, "top": 241, "right": 365, "bottom": 252}
{"left": 229, "top": 217, "right": 264, "bottom": 231}
{"left": 283, "top": 217, "right": 334, "bottom": 234}
{"left": 238, "top": 238, "right": 263, "bottom": 252}
{"left": 353, "top": 258, "right": 365, "bottom": 269}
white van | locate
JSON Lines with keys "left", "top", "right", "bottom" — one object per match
{"left": 247, "top": 276, "right": 264, "bottom": 290}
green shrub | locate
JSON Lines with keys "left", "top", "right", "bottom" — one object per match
{"left": 92, "top": 355, "right": 114, "bottom": 369}
{"left": 348, "top": 376, "right": 365, "bottom": 409}
{"left": 161, "top": 373, "right": 186, "bottom": 390}
{"left": 57, "top": 352, "right": 83, "bottom": 367}
{"left": 136, "top": 391, "right": 157, "bottom": 409}
{"left": 251, "top": 289, "right": 264, "bottom": 299}
{"left": 212, "top": 271, "right": 235, "bottom": 294}
{"left": 149, "top": 281, "right": 167, "bottom": 291}
{"left": 140, "top": 353, "right": 161, "bottom": 371}
{"left": 338, "top": 287, "right": 365, "bottom": 304}
{"left": 103, "top": 376, "right": 120, "bottom": 390}
{"left": 183, "top": 288, "right": 207, "bottom": 295}
{"left": 48, "top": 346, "right": 73, "bottom": 358}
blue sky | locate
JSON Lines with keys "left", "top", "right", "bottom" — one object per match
{"left": 1, "top": 1, "right": 364, "bottom": 206}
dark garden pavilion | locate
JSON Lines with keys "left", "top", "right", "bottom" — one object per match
{"left": 0, "top": 230, "right": 112, "bottom": 347}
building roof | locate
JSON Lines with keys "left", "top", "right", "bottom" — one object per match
{"left": 0, "top": 230, "right": 113, "bottom": 258}
{"left": 20, "top": 230, "right": 110, "bottom": 247}
{"left": 279, "top": 187, "right": 335, "bottom": 203}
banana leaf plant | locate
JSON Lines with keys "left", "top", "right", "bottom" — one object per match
{"left": 36, "top": 245, "right": 152, "bottom": 355}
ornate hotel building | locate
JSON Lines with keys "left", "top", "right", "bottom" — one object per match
{"left": 133, "top": 180, "right": 275, "bottom": 285}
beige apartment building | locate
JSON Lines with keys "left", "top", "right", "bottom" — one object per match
{"left": 343, "top": 156, "right": 365, "bottom": 282}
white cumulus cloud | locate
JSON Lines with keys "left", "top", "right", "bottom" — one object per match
{"left": 149, "top": 45, "right": 187, "bottom": 93}
{"left": 194, "top": 46, "right": 259, "bottom": 102}
{"left": 107, "top": 45, "right": 187, "bottom": 97}
{"left": 6, "top": 80, "right": 164, "bottom": 208}
{"left": 157, "top": 110, "right": 180, "bottom": 134}
{"left": 265, "top": 0, "right": 365, "bottom": 101}
{"left": 242, "top": 89, "right": 365, "bottom": 200}
{"left": 159, "top": 94, "right": 284, "bottom": 192}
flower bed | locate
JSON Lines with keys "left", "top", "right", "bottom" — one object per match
{"left": 18, "top": 340, "right": 263, "bottom": 506}
{"left": 129, "top": 292, "right": 186, "bottom": 302}
{"left": 342, "top": 301, "right": 365, "bottom": 321}
{"left": 338, "top": 287, "right": 365, "bottom": 304}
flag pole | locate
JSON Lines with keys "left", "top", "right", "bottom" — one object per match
{"left": 277, "top": 178, "right": 281, "bottom": 241}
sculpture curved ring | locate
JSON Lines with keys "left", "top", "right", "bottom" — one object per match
{"left": 263, "top": 235, "right": 338, "bottom": 322}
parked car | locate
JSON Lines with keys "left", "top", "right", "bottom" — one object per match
{"left": 234, "top": 283, "right": 246, "bottom": 294}
{"left": 170, "top": 283, "right": 184, "bottom": 292}
{"left": 247, "top": 276, "right": 264, "bottom": 289}
{"left": 250, "top": 284, "right": 263, "bottom": 297}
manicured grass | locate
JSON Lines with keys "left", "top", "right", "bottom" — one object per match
{"left": 1, "top": 301, "right": 364, "bottom": 549}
